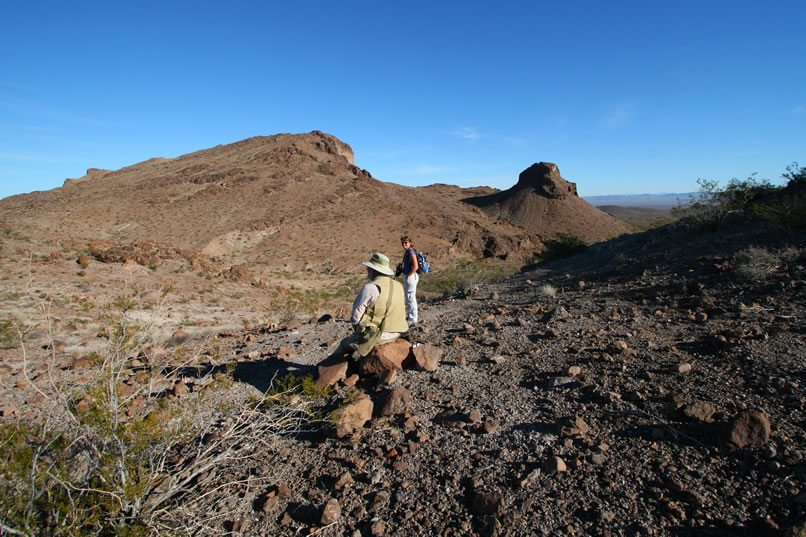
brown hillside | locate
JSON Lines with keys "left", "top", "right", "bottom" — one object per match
{"left": 0, "top": 132, "right": 546, "bottom": 281}
{"left": 464, "top": 162, "right": 632, "bottom": 242}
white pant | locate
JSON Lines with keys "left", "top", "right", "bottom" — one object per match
{"left": 404, "top": 273, "right": 419, "bottom": 324}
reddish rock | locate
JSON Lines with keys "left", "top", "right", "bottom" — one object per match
{"left": 556, "top": 415, "right": 590, "bottom": 437}
{"left": 412, "top": 343, "right": 441, "bottom": 371}
{"left": 316, "top": 360, "right": 348, "bottom": 388}
{"left": 320, "top": 498, "right": 341, "bottom": 525}
{"left": 723, "top": 410, "right": 771, "bottom": 448}
{"left": 543, "top": 456, "right": 568, "bottom": 474}
{"left": 172, "top": 380, "right": 188, "bottom": 397}
{"left": 374, "top": 387, "right": 412, "bottom": 417}
{"left": 359, "top": 338, "right": 412, "bottom": 377}
{"left": 332, "top": 395, "right": 373, "bottom": 438}
{"left": 682, "top": 402, "right": 716, "bottom": 423}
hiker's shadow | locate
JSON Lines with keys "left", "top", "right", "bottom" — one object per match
{"left": 233, "top": 359, "right": 318, "bottom": 393}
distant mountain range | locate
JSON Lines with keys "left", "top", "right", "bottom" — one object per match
{"left": 583, "top": 193, "right": 695, "bottom": 209}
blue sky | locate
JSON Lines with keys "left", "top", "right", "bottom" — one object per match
{"left": 1, "top": 1, "right": 804, "bottom": 200}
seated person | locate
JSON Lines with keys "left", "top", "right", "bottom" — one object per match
{"left": 331, "top": 252, "right": 409, "bottom": 359}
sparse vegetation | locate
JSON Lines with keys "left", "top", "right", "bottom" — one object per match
{"left": 539, "top": 284, "right": 557, "bottom": 297}
{"left": 419, "top": 259, "right": 514, "bottom": 297}
{"left": 535, "top": 233, "right": 587, "bottom": 263}
{"left": 0, "top": 285, "right": 322, "bottom": 536}
{"left": 673, "top": 164, "right": 806, "bottom": 231}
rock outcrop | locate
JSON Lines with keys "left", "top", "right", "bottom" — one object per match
{"left": 463, "top": 162, "right": 632, "bottom": 244}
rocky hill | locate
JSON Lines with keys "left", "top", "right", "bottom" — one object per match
{"left": 0, "top": 132, "right": 628, "bottom": 281}
{"left": 464, "top": 162, "right": 632, "bottom": 243}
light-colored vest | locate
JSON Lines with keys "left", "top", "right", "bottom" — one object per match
{"left": 353, "top": 276, "right": 408, "bottom": 356}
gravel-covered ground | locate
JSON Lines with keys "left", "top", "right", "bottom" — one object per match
{"left": 179, "top": 220, "right": 806, "bottom": 537}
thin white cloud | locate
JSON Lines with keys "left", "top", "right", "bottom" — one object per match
{"left": 451, "top": 127, "right": 480, "bottom": 141}
{"left": 790, "top": 104, "right": 804, "bottom": 115}
{"left": 603, "top": 103, "right": 634, "bottom": 129}
{"left": 504, "top": 137, "right": 528, "bottom": 147}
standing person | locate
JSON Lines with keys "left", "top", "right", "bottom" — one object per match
{"left": 399, "top": 236, "right": 419, "bottom": 325}
{"left": 330, "top": 252, "right": 409, "bottom": 359}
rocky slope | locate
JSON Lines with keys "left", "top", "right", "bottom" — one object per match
{"left": 82, "top": 216, "right": 801, "bottom": 537}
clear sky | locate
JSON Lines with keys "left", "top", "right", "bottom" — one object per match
{"left": 1, "top": 1, "right": 804, "bottom": 201}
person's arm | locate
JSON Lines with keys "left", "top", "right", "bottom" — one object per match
{"left": 351, "top": 283, "right": 380, "bottom": 323}
{"left": 407, "top": 249, "right": 418, "bottom": 277}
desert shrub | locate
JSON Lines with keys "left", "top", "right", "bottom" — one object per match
{"left": 733, "top": 246, "right": 781, "bottom": 281}
{"left": 537, "top": 233, "right": 587, "bottom": 263}
{"left": 0, "top": 286, "right": 320, "bottom": 536}
{"left": 672, "top": 175, "right": 778, "bottom": 230}
{"left": 672, "top": 167, "right": 806, "bottom": 231}
{"left": 539, "top": 284, "right": 557, "bottom": 298}
{"left": 783, "top": 162, "right": 806, "bottom": 186}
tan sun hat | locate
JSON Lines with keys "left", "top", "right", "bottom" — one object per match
{"left": 362, "top": 252, "right": 395, "bottom": 276}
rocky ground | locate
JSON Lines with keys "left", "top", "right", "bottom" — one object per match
{"left": 148, "top": 220, "right": 805, "bottom": 537}
{"left": 1, "top": 217, "right": 805, "bottom": 536}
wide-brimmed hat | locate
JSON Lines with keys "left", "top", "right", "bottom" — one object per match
{"left": 362, "top": 252, "right": 394, "bottom": 276}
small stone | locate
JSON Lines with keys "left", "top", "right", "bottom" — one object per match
{"left": 370, "top": 519, "right": 386, "bottom": 536}
{"left": 608, "top": 340, "right": 629, "bottom": 354}
{"left": 412, "top": 343, "right": 441, "bottom": 371}
{"left": 261, "top": 495, "right": 278, "bottom": 513}
{"left": 547, "top": 376, "right": 576, "bottom": 388}
{"left": 374, "top": 388, "right": 412, "bottom": 417}
{"left": 471, "top": 491, "right": 502, "bottom": 515}
{"left": 542, "top": 456, "right": 567, "bottom": 474}
{"left": 482, "top": 419, "right": 499, "bottom": 434}
{"left": 334, "top": 472, "right": 354, "bottom": 489}
{"left": 681, "top": 401, "right": 716, "bottom": 423}
{"left": 320, "top": 498, "right": 341, "bottom": 525}
{"left": 556, "top": 415, "right": 590, "bottom": 437}
{"left": 677, "top": 363, "right": 692, "bottom": 374}
{"left": 567, "top": 365, "right": 582, "bottom": 376}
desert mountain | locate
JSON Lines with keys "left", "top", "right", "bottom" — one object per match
{"left": 0, "top": 132, "right": 628, "bottom": 281}
{"left": 464, "top": 162, "right": 632, "bottom": 243}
